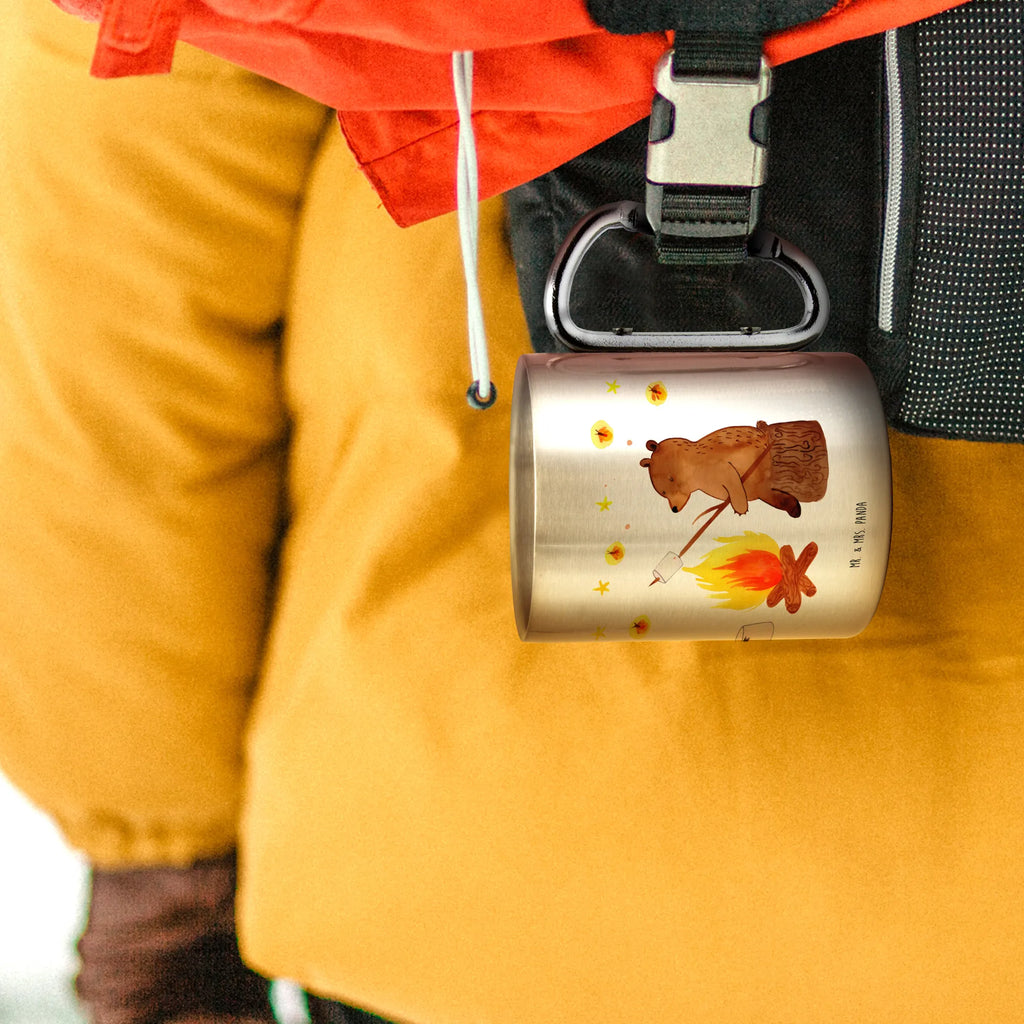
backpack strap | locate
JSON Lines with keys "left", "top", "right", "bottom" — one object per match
{"left": 585, "top": 1, "right": 837, "bottom": 265}
{"left": 582, "top": 0, "right": 838, "bottom": 36}
{"left": 647, "top": 35, "right": 770, "bottom": 265}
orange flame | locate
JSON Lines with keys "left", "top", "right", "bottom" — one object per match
{"left": 684, "top": 533, "right": 782, "bottom": 610}
{"left": 718, "top": 548, "right": 783, "bottom": 592}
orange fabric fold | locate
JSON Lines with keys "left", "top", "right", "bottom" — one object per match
{"left": 58, "top": 0, "right": 975, "bottom": 223}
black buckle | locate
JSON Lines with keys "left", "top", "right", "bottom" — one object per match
{"left": 646, "top": 45, "right": 772, "bottom": 264}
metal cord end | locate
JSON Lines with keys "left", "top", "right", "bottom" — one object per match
{"left": 466, "top": 380, "right": 497, "bottom": 409}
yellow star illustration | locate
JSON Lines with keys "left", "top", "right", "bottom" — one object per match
{"left": 593, "top": 626, "right": 607, "bottom": 640}
{"left": 593, "top": 580, "right": 610, "bottom": 595}
{"left": 606, "top": 380, "right": 620, "bottom": 394}
{"left": 596, "top": 496, "right": 612, "bottom": 511}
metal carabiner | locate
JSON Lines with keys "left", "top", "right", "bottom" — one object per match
{"left": 543, "top": 201, "right": 829, "bottom": 352}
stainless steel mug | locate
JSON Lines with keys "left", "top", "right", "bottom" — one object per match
{"left": 510, "top": 350, "right": 891, "bottom": 641}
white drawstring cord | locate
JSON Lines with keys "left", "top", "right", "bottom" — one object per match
{"left": 452, "top": 51, "right": 496, "bottom": 409}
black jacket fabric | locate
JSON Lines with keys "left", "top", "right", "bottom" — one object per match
{"left": 506, "top": 0, "right": 1024, "bottom": 444}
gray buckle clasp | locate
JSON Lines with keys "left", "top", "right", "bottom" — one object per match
{"left": 543, "top": 201, "right": 829, "bottom": 352}
{"left": 646, "top": 50, "right": 772, "bottom": 238}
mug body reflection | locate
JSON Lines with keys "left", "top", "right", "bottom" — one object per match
{"left": 510, "top": 351, "right": 891, "bottom": 642}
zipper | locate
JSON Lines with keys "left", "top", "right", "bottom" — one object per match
{"left": 878, "top": 27, "right": 903, "bottom": 334}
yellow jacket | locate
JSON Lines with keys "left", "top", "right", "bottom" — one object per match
{"left": 2, "top": 3, "right": 1022, "bottom": 1023}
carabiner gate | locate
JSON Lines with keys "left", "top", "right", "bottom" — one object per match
{"left": 543, "top": 201, "right": 829, "bottom": 352}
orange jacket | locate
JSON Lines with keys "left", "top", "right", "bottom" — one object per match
{"left": 58, "top": 0, "right": 972, "bottom": 225}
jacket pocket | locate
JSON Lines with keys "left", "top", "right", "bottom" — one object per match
{"left": 878, "top": 0, "right": 1024, "bottom": 443}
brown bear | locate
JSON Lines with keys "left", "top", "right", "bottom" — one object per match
{"left": 639, "top": 420, "right": 829, "bottom": 518}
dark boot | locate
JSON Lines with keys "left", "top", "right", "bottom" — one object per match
{"left": 305, "top": 993, "right": 396, "bottom": 1024}
{"left": 75, "top": 851, "right": 275, "bottom": 1024}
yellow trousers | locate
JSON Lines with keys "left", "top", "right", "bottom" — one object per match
{"left": 2, "top": 3, "right": 1024, "bottom": 1022}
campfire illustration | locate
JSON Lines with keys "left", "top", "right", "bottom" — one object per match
{"left": 682, "top": 533, "right": 819, "bottom": 614}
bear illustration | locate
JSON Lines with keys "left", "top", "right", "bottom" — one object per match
{"left": 639, "top": 420, "right": 828, "bottom": 518}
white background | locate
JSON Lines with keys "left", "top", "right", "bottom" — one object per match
{"left": 0, "top": 771, "right": 309, "bottom": 1024}
{"left": 0, "top": 770, "right": 87, "bottom": 1024}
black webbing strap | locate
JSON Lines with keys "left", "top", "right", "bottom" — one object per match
{"left": 655, "top": 190, "right": 754, "bottom": 265}
{"left": 671, "top": 30, "right": 762, "bottom": 77}
{"left": 582, "top": 0, "right": 836, "bottom": 37}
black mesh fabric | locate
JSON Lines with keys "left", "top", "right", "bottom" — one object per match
{"left": 891, "top": 0, "right": 1024, "bottom": 442}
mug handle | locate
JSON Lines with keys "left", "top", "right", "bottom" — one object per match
{"left": 543, "top": 201, "right": 829, "bottom": 352}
